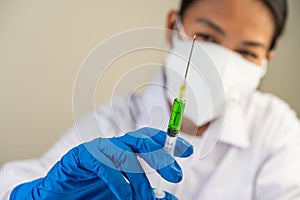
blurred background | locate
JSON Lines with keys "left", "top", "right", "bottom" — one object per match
{"left": 0, "top": 0, "right": 299, "bottom": 166}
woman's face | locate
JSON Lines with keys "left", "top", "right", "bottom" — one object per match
{"left": 167, "top": 0, "right": 275, "bottom": 64}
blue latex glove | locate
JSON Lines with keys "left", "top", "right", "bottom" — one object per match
{"left": 10, "top": 127, "right": 193, "bottom": 200}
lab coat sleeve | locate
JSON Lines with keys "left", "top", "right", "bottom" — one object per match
{"left": 254, "top": 104, "right": 300, "bottom": 200}
{"left": 0, "top": 103, "right": 120, "bottom": 200}
{"left": 0, "top": 125, "right": 82, "bottom": 200}
{"left": 0, "top": 97, "right": 127, "bottom": 199}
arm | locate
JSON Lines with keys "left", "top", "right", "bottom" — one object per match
{"left": 0, "top": 125, "right": 81, "bottom": 199}
{"left": 255, "top": 138, "right": 300, "bottom": 199}
{"left": 0, "top": 101, "right": 123, "bottom": 199}
{"left": 255, "top": 111, "right": 300, "bottom": 200}
{"left": 9, "top": 128, "right": 193, "bottom": 199}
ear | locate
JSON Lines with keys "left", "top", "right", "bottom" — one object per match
{"left": 266, "top": 50, "right": 275, "bottom": 61}
{"left": 166, "top": 10, "right": 179, "bottom": 47}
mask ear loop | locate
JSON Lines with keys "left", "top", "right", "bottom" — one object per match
{"left": 260, "top": 59, "right": 268, "bottom": 78}
{"left": 174, "top": 18, "right": 189, "bottom": 41}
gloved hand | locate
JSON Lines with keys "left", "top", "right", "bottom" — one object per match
{"left": 10, "top": 127, "right": 193, "bottom": 200}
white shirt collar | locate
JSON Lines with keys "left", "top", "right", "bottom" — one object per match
{"left": 218, "top": 104, "right": 250, "bottom": 148}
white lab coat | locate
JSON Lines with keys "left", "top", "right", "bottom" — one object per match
{"left": 1, "top": 71, "right": 300, "bottom": 200}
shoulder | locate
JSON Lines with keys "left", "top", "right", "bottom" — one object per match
{"left": 243, "top": 91, "right": 300, "bottom": 149}
{"left": 247, "top": 91, "right": 299, "bottom": 128}
{"left": 251, "top": 91, "right": 294, "bottom": 112}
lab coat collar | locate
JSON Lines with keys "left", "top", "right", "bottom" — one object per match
{"left": 217, "top": 103, "right": 250, "bottom": 149}
{"left": 136, "top": 70, "right": 250, "bottom": 149}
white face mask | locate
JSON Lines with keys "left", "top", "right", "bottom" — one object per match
{"left": 164, "top": 22, "right": 268, "bottom": 127}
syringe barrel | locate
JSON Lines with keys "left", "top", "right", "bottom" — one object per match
{"left": 167, "top": 98, "right": 186, "bottom": 137}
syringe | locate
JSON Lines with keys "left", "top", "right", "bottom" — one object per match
{"left": 154, "top": 35, "right": 196, "bottom": 199}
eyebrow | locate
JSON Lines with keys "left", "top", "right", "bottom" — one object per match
{"left": 196, "top": 17, "right": 267, "bottom": 49}
{"left": 242, "top": 41, "right": 267, "bottom": 49}
{"left": 196, "top": 18, "right": 226, "bottom": 35}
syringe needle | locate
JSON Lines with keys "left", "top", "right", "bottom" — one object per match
{"left": 184, "top": 35, "right": 197, "bottom": 80}
{"left": 179, "top": 35, "right": 196, "bottom": 99}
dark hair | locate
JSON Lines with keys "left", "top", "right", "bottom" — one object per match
{"left": 179, "top": 0, "right": 288, "bottom": 50}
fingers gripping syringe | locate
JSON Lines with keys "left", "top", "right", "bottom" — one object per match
{"left": 154, "top": 35, "right": 196, "bottom": 199}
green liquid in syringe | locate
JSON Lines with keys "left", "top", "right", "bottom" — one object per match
{"left": 167, "top": 98, "right": 186, "bottom": 137}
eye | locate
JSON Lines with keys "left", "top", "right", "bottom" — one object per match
{"left": 196, "top": 33, "right": 216, "bottom": 43}
{"left": 238, "top": 50, "right": 258, "bottom": 59}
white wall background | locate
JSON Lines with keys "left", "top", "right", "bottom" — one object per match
{"left": 0, "top": 0, "right": 299, "bottom": 165}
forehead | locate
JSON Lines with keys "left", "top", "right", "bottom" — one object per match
{"left": 182, "top": 0, "right": 275, "bottom": 46}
